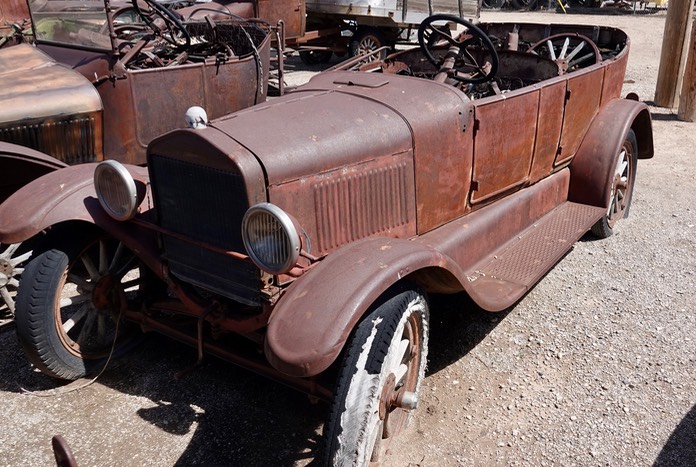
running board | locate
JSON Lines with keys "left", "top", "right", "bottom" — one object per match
{"left": 465, "top": 202, "right": 606, "bottom": 312}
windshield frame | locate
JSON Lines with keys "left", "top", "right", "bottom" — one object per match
{"left": 28, "top": 0, "right": 119, "bottom": 53}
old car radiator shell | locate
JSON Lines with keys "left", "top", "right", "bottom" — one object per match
{"left": 149, "top": 154, "right": 261, "bottom": 305}
{"left": 0, "top": 113, "right": 101, "bottom": 165}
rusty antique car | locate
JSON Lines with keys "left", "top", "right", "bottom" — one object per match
{"left": 0, "top": 0, "right": 310, "bottom": 315}
{"left": 0, "top": 14, "right": 653, "bottom": 465}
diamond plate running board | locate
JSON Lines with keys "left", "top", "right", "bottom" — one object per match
{"left": 465, "top": 202, "right": 606, "bottom": 312}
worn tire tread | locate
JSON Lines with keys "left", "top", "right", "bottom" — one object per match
{"left": 16, "top": 248, "right": 81, "bottom": 380}
{"left": 323, "top": 283, "right": 428, "bottom": 466}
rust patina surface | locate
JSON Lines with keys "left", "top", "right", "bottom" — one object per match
{"left": 0, "top": 0, "right": 309, "bottom": 203}
{"left": 0, "top": 0, "right": 29, "bottom": 47}
{"left": 0, "top": 15, "right": 654, "bottom": 464}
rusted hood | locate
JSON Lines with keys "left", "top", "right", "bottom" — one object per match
{"left": 0, "top": 44, "right": 102, "bottom": 122}
{"left": 209, "top": 72, "right": 418, "bottom": 186}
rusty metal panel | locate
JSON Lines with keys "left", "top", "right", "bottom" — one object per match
{"left": 465, "top": 201, "right": 605, "bottom": 311}
{"left": 313, "top": 161, "right": 413, "bottom": 251}
{"left": 0, "top": 113, "right": 102, "bottom": 165}
{"left": 269, "top": 153, "right": 417, "bottom": 255}
{"left": 95, "top": 33, "right": 270, "bottom": 165}
{"left": 0, "top": 0, "right": 29, "bottom": 23}
{"left": 471, "top": 90, "right": 538, "bottom": 205}
{"left": 568, "top": 99, "right": 651, "bottom": 207}
{"left": 0, "top": 44, "right": 103, "bottom": 163}
{"left": 0, "top": 141, "right": 67, "bottom": 204}
{"left": 0, "top": 45, "right": 102, "bottom": 121}
{"left": 528, "top": 80, "right": 566, "bottom": 184}
{"left": 601, "top": 49, "right": 629, "bottom": 106}
{"left": 297, "top": 72, "right": 474, "bottom": 233}
{"left": 257, "top": 0, "right": 306, "bottom": 38}
{"left": 409, "top": 92, "right": 473, "bottom": 234}
{"left": 418, "top": 168, "right": 570, "bottom": 274}
{"left": 214, "top": 89, "right": 413, "bottom": 186}
{"left": 556, "top": 68, "right": 603, "bottom": 166}
{"left": 129, "top": 67, "right": 208, "bottom": 147}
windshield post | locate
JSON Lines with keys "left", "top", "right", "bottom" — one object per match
{"left": 104, "top": 0, "right": 120, "bottom": 58}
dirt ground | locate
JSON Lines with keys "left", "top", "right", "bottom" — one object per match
{"left": 1, "top": 10, "right": 695, "bottom": 467}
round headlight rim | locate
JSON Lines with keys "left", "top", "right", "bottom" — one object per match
{"left": 242, "top": 203, "right": 301, "bottom": 275}
{"left": 94, "top": 160, "right": 138, "bottom": 222}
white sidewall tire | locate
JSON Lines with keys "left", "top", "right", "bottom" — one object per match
{"left": 325, "top": 286, "right": 429, "bottom": 466}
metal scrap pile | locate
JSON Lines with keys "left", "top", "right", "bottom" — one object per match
{"left": 124, "top": 19, "right": 270, "bottom": 69}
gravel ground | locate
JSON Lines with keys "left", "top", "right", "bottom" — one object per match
{"left": 1, "top": 10, "right": 695, "bottom": 467}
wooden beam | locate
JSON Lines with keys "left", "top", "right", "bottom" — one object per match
{"left": 654, "top": 0, "right": 695, "bottom": 108}
{"left": 678, "top": 21, "right": 696, "bottom": 121}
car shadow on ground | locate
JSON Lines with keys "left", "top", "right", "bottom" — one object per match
{"left": 1, "top": 293, "right": 512, "bottom": 465}
{"left": 0, "top": 292, "right": 516, "bottom": 466}
{"left": 102, "top": 334, "right": 329, "bottom": 466}
{"left": 0, "top": 326, "right": 327, "bottom": 466}
{"left": 653, "top": 403, "right": 696, "bottom": 466}
{"left": 427, "top": 292, "right": 513, "bottom": 375}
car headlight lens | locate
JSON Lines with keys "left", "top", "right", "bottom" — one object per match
{"left": 94, "top": 160, "right": 138, "bottom": 221}
{"left": 242, "top": 203, "right": 300, "bottom": 275}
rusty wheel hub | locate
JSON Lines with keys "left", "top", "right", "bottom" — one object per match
{"left": 91, "top": 274, "right": 117, "bottom": 310}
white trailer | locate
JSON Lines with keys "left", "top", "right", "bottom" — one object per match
{"left": 293, "top": 0, "right": 480, "bottom": 64}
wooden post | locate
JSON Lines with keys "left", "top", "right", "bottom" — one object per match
{"left": 677, "top": 21, "right": 696, "bottom": 121}
{"left": 654, "top": 0, "right": 695, "bottom": 108}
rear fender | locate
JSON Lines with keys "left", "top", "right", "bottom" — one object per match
{"left": 0, "top": 142, "right": 67, "bottom": 204}
{"left": 0, "top": 163, "right": 161, "bottom": 274}
{"left": 264, "top": 237, "right": 465, "bottom": 377}
{"left": 569, "top": 98, "right": 653, "bottom": 210}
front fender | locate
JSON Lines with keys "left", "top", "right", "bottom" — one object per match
{"left": 264, "top": 237, "right": 465, "bottom": 377}
{"left": 0, "top": 142, "right": 67, "bottom": 204}
{"left": 569, "top": 98, "right": 653, "bottom": 208}
{"left": 0, "top": 162, "right": 149, "bottom": 244}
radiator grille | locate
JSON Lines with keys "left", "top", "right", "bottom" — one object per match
{"left": 0, "top": 115, "right": 97, "bottom": 164}
{"left": 314, "top": 162, "right": 410, "bottom": 252}
{"left": 149, "top": 154, "right": 261, "bottom": 305}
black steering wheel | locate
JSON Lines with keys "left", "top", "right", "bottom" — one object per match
{"left": 418, "top": 14, "right": 498, "bottom": 84}
{"left": 131, "top": 0, "right": 191, "bottom": 47}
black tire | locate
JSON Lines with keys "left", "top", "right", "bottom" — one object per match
{"left": 324, "top": 284, "right": 429, "bottom": 465}
{"left": 15, "top": 233, "right": 146, "bottom": 380}
{"left": 299, "top": 50, "right": 333, "bottom": 66}
{"left": 511, "top": 0, "right": 538, "bottom": 9}
{"left": 482, "top": 0, "right": 505, "bottom": 8}
{"left": 591, "top": 129, "right": 638, "bottom": 239}
{"left": 349, "top": 27, "right": 387, "bottom": 62}
{"left": 569, "top": 0, "right": 601, "bottom": 6}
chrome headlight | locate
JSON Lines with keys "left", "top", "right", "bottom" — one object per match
{"left": 242, "top": 203, "right": 301, "bottom": 275}
{"left": 94, "top": 160, "right": 138, "bottom": 221}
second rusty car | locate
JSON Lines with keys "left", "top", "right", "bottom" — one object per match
{"left": 0, "top": 0, "right": 311, "bottom": 316}
{"left": 0, "top": 15, "right": 653, "bottom": 465}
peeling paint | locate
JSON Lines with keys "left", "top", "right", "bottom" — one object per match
{"left": 333, "top": 296, "right": 429, "bottom": 466}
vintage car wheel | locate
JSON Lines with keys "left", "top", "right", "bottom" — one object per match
{"left": 511, "top": 0, "right": 538, "bottom": 9}
{"left": 324, "top": 285, "right": 429, "bottom": 465}
{"left": 418, "top": 14, "right": 499, "bottom": 84}
{"left": 591, "top": 130, "right": 638, "bottom": 239}
{"left": 15, "top": 234, "right": 144, "bottom": 380}
{"left": 349, "top": 28, "right": 387, "bottom": 62}
{"left": 0, "top": 242, "right": 32, "bottom": 320}
{"left": 527, "top": 33, "right": 601, "bottom": 74}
